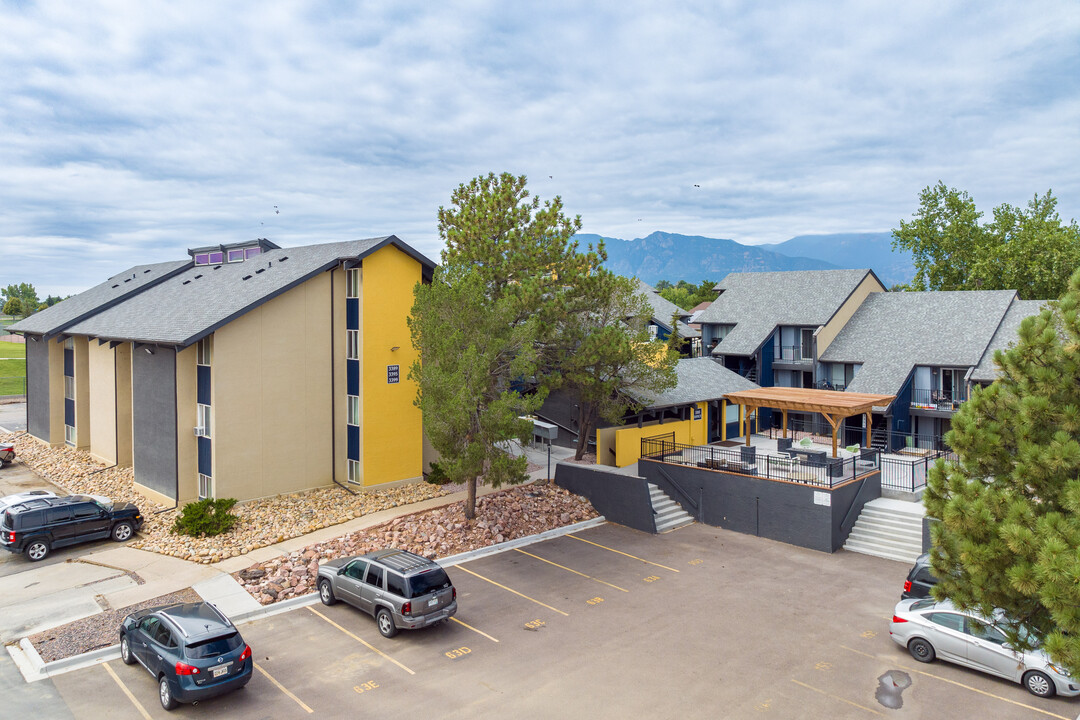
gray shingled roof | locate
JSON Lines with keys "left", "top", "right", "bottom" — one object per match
{"left": 696, "top": 269, "right": 875, "bottom": 356}
{"left": 636, "top": 279, "right": 699, "bottom": 338}
{"left": 820, "top": 290, "right": 1018, "bottom": 396}
{"left": 8, "top": 260, "right": 190, "bottom": 336}
{"left": 64, "top": 236, "right": 434, "bottom": 346}
{"left": 969, "top": 299, "right": 1046, "bottom": 382}
{"left": 629, "top": 356, "right": 758, "bottom": 409}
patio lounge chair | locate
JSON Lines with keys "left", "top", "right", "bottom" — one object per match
{"left": 798, "top": 437, "right": 813, "bottom": 448}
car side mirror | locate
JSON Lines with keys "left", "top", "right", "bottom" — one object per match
{"left": 338, "top": 567, "right": 346, "bottom": 575}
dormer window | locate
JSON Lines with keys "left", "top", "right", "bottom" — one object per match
{"left": 194, "top": 252, "right": 224, "bottom": 266}
{"left": 245, "top": 247, "right": 261, "bottom": 259}
{"left": 228, "top": 249, "right": 245, "bottom": 263}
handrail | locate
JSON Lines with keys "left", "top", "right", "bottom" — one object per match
{"left": 651, "top": 462, "right": 700, "bottom": 513}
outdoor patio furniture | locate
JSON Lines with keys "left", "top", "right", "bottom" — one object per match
{"left": 740, "top": 446, "right": 756, "bottom": 463}
{"left": 777, "top": 437, "right": 793, "bottom": 452}
{"left": 798, "top": 437, "right": 813, "bottom": 448}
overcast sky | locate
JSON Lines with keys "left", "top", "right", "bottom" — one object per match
{"left": 2, "top": 1, "right": 1078, "bottom": 297}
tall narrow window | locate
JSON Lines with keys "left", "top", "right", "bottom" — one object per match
{"left": 347, "top": 396, "right": 360, "bottom": 426}
{"left": 198, "top": 474, "right": 213, "bottom": 500}
{"left": 196, "top": 337, "right": 212, "bottom": 366}
{"left": 64, "top": 376, "right": 75, "bottom": 400}
{"left": 64, "top": 425, "right": 76, "bottom": 446}
{"left": 346, "top": 330, "right": 359, "bottom": 360}
{"left": 346, "top": 268, "right": 360, "bottom": 298}
{"left": 197, "top": 404, "right": 211, "bottom": 437}
{"left": 348, "top": 459, "right": 361, "bottom": 484}
{"left": 64, "top": 337, "right": 74, "bottom": 350}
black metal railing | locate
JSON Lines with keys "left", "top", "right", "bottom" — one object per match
{"left": 640, "top": 437, "right": 878, "bottom": 489}
{"left": 775, "top": 345, "right": 812, "bottom": 363}
{"left": 910, "top": 388, "right": 967, "bottom": 411}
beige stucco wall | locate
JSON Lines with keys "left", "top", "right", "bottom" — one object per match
{"left": 816, "top": 273, "right": 886, "bottom": 355}
{"left": 48, "top": 339, "right": 64, "bottom": 445}
{"left": 212, "top": 272, "right": 335, "bottom": 500}
{"left": 115, "top": 343, "right": 133, "bottom": 466}
{"left": 175, "top": 345, "right": 199, "bottom": 505}
{"left": 87, "top": 342, "right": 117, "bottom": 464}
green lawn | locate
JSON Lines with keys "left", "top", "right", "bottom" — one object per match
{"left": 0, "top": 340, "right": 26, "bottom": 395}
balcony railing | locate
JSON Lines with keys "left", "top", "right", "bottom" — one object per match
{"left": 774, "top": 345, "right": 812, "bottom": 363}
{"left": 910, "top": 388, "right": 967, "bottom": 412}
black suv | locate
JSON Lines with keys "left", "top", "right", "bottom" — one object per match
{"left": 120, "top": 602, "right": 252, "bottom": 711}
{"left": 901, "top": 553, "right": 939, "bottom": 599}
{"left": 0, "top": 495, "right": 143, "bottom": 561}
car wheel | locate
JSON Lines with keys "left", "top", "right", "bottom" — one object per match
{"left": 159, "top": 675, "right": 177, "bottom": 711}
{"left": 26, "top": 539, "right": 50, "bottom": 562}
{"left": 120, "top": 634, "right": 135, "bottom": 665}
{"left": 1023, "top": 670, "right": 1055, "bottom": 698}
{"left": 112, "top": 522, "right": 134, "bottom": 542}
{"left": 318, "top": 579, "right": 336, "bottom": 606}
{"left": 908, "top": 637, "right": 935, "bottom": 663}
{"left": 376, "top": 608, "right": 398, "bottom": 638}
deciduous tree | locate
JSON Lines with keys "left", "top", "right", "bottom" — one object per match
{"left": 893, "top": 183, "right": 1080, "bottom": 299}
{"left": 925, "top": 268, "right": 1080, "bottom": 675}
{"left": 1, "top": 283, "right": 39, "bottom": 317}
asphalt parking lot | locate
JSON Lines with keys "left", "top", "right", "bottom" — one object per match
{"left": 44, "top": 522, "right": 1079, "bottom": 719}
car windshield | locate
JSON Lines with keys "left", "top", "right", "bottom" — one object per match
{"left": 408, "top": 568, "right": 451, "bottom": 598}
{"left": 186, "top": 632, "right": 242, "bottom": 659}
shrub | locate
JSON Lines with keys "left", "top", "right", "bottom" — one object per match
{"left": 424, "top": 461, "right": 450, "bottom": 485}
{"left": 172, "top": 498, "right": 239, "bottom": 537}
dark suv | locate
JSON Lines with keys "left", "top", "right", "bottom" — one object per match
{"left": 120, "top": 602, "right": 252, "bottom": 710}
{"left": 0, "top": 495, "right": 143, "bottom": 561}
{"left": 317, "top": 548, "right": 457, "bottom": 637}
{"left": 901, "top": 553, "right": 939, "bottom": 599}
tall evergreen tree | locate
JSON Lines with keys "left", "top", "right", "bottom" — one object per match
{"left": 409, "top": 265, "right": 543, "bottom": 519}
{"left": 925, "top": 268, "right": 1080, "bottom": 675}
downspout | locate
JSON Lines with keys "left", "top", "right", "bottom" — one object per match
{"left": 330, "top": 264, "right": 356, "bottom": 495}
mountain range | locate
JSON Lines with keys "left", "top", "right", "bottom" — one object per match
{"left": 575, "top": 231, "right": 914, "bottom": 288}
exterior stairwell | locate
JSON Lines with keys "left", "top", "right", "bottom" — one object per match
{"left": 870, "top": 426, "right": 888, "bottom": 451}
{"left": 843, "top": 498, "right": 924, "bottom": 563}
{"left": 648, "top": 483, "right": 695, "bottom": 533}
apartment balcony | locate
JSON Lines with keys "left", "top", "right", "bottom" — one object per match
{"left": 909, "top": 388, "right": 967, "bottom": 414}
{"left": 772, "top": 345, "right": 813, "bottom": 367}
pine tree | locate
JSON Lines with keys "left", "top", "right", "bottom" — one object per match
{"left": 925, "top": 268, "right": 1080, "bottom": 675}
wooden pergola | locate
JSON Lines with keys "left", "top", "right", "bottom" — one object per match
{"left": 723, "top": 387, "right": 896, "bottom": 458}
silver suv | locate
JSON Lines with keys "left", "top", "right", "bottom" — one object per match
{"left": 316, "top": 548, "right": 457, "bottom": 638}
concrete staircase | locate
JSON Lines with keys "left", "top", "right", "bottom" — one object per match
{"left": 843, "top": 497, "right": 924, "bottom": 563}
{"left": 648, "top": 483, "right": 695, "bottom": 533}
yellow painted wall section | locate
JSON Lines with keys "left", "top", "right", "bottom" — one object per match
{"left": 48, "top": 340, "right": 64, "bottom": 445}
{"left": 175, "top": 345, "right": 198, "bottom": 504}
{"left": 816, "top": 273, "right": 886, "bottom": 355}
{"left": 599, "top": 402, "right": 709, "bottom": 468}
{"left": 213, "top": 272, "right": 335, "bottom": 500}
{"left": 361, "top": 245, "right": 423, "bottom": 486}
{"left": 87, "top": 342, "right": 117, "bottom": 464}
{"left": 115, "top": 343, "right": 133, "bottom": 466}
{"left": 74, "top": 337, "right": 90, "bottom": 449}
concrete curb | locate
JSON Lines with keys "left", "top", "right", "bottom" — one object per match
{"left": 12, "top": 516, "right": 608, "bottom": 682}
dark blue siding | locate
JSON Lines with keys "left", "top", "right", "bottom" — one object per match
{"left": 198, "top": 436, "right": 212, "bottom": 476}
{"left": 758, "top": 338, "right": 775, "bottom": 428}
{"left": 891, "top": 374, "right": 914, "bottom": 449}
{"left": 346, "top": 298, "right": 359, "bottom": 330}
{"left": 347, "top": 425, "right": 360, "bottom": 460}
{"left": 347, "top": 359, "right": 359, "bottom": 396}
{"left": 197, "top": 365, "right": 212, "bottom": 406}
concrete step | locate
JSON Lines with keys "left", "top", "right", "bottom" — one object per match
{"left": 843, "top": 538, "right": 921, "bottom": 564}
{"left": 850, "top": 516, "right": 923, "bottom": 538}
{"left": 849, "top": 523, "right": 923, "bottom": 546}
{"left": 845, "top": 530, "right": 922, "bottom": 558}
{"left": 647, "top": 484, "right": 695, "bottom": 533}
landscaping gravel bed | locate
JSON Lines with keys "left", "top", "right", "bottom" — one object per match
{"left": 27, "top": 588, "right": 202, "bottom": 663}
{"left": 235, "top": 483, "right": 599, "bottom": 605}
{"left": 1, "top": 432, "right": 448, "bottom": 563}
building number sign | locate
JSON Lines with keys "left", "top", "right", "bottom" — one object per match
{"left": 387, "top": 365, "right": 400, "bottom": 384}
{"left": 693, "top": 407, "right": 702, "bottom": 420}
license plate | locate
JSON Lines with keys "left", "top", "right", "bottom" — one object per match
{"left": 212, "top": 666, "right": 228, "bottom": 678}
{"left": 428, "top": 597, "right": 439, "bottom": 607}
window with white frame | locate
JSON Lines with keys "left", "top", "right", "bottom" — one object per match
{"left": 348, "top": 459, "right": 361, "bottom": 484}
{"left": 64, "top": 376, "right": 75, "bottom": 400}
{"left": 197, "top": 404, "right": 211, "bottom": 437}
{"left": 346, "top": 268, "right": 360, "bottom": 298}
{"left": 64, "top": 337, "right": 74, "bottom": 350}
{"left": 64, "top": 424, "right": 75, "bottom": 446}
{"left": 346, "top": 330, "right": 359, "bottom": 360}
{"left": 347, "top": 396, "right": 360, "bottom": 426}
{"left": 196, "top": 337, "right": 212, "bottom": 366}
{"left": 198, "top": 474, "right": 213, "bottom": 500}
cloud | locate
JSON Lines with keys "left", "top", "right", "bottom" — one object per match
{"left": 1, "top": 1, "right": 1078, "bottom": 295}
